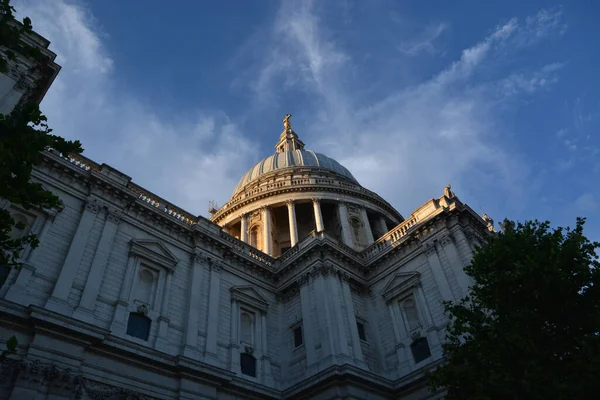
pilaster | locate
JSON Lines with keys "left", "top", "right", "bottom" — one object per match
{"left": 5, "top": 212, "right": 55, "bottom": 305}
{"left": 73, "top": 208, "right": 122, "bottom": 323}
{"left": 110, "top": 255, "right": 137, "bottom": 333}
{"left": 155, "top": 270, "right": 173, "bottom": 352}
{"left": 298, "top": 273, "right": 317, "bottom": 368}
{"left": 204, "top": 261, "right": 222, "bottom": 366}
{"left": 183, "top": 252, "right": 205, "bottom": 359}
{"left": 341, "top": 275, "right": 366, "bottom": 367}
{"left": 423, "top": 242, "right": 454, "bottom": 303}
{"left": 376, "top": 216, "right": 388, "bottom": 238}
{"left": 440, "top": 233, "right": 471, "bottom": 298}
{"left": 230, "top": 298, "right": 241, "bottom": 374}
{"left": 46, "top": 199, "right": 101, "bottom": 315}
{"left": 260, "top": 312, "right": 274, "bottom": 386}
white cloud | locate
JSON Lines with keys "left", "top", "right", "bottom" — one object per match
{"left": 249, "top": 1, "right": 567, "bottom": 214}
{"left": 397, "top": 22, "right": 448, "bottom": 56}
{"left": 17, "top": 0, "right": 258, "bottom": 216}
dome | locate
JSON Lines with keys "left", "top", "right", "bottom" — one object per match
{"left": 232, "top": 150, "right": 358, "bottom": 195}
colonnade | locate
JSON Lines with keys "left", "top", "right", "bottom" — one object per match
{"left": 234, "top": 199, "right": 390, "bottom": 256}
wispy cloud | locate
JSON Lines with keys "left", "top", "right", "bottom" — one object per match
{"left": 249, "top": 1, "right": 568, "bottom": 214}
{"left": 397, "top": 22, "right": 448, "bottom": 56}
{"left": 17, "top": 0, "right": 258, "bottom": 215}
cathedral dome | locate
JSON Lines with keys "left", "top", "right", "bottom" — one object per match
{"left": 232, "top": 150, "right": 358, "bottom": 196}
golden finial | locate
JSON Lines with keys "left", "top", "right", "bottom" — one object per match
{"left": 283, "top": 114, "right": 292, "bottom": 131}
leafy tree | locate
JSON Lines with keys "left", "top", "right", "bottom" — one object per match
{"left": 1, "top": 0, "right": 82, "bottom": 358}
{"left": 1, "top": 0, "right": 82, "bottom": 270}
{"left": 427, "top": 218, "right": 600, "bottom": 400}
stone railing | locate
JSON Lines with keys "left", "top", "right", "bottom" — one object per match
{"left": 128, "top": 182, "right": 197, "bottom": 225}
{"left": 213, "top": 173, "right": 400, "bottom": 221}
{"left": 362, "top": 215, "right": 420, "bottom": 261}
{"left": 276, "top": 229, "right": 362, "bottom": 267}
{"left": 219, "top": 231, "right": 275, "bottom": 266}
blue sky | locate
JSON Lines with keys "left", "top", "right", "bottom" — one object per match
{"left": 15, "top": 0, "right": 600, "bottom": 239}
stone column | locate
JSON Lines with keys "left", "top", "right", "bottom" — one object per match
{"left": 204, "top": 262, "right": 222, "bottom": 366}
{"left": 360, "top": 207, "right": 375, "bottom": 245}
{"left": 46, "top": 199, "right": 101, "bottom": 314}
{"left": 73, "top": 208, "right": 122, "bottom": 323}
{"left": 261, "top": 207, "right": 272, "bottom": 256}
{"left": 313, "top": 198, "right": 324, "bottom": 232}
{"left": 388, "top": 301, "right": 410, "bottom": 373}
{"left": 340, "top": 275, "right": 365, "bottom": 366}
{"left": 287, "top": 200, "right": 298, "bottom": 247}
{"left": 337, "top": 202, "right": 354, "bottom": 247}
{"left": 230, "top": 298, "right": 240, "bottom": 374}
{"left": 240, "top": 213, "right": 249, "bottom": 243}
{"left": 155, "top": 270, "right": 173, "bottom": 352}
{"left": 183, "top": 253, "right": 205, "bottom": 359}
{"left": 298, "top": 274, "right": 317, "bottom": 367}
{"left": 377, "top": 216, "right": 388, "bottom": 238}
{"left": 5, "top": 212, "right": 55, "bottom": 304}
{"left": 423, "top": 243, "right": 454, "bottom": 303}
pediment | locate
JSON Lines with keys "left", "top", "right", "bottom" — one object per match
{"left": 130, "top": 239, "right": 178, "bottom": 270}
{"left": 230, "top": 286, "right": 269, "bottom": 312}
{"left": 381, "top": 272, "right": 421, "bottom": 302}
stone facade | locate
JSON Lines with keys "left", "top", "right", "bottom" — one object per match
{"left": 0, "top": 30, "right": 494, "bottom": 400}
{"left": 0, "top": 148, "right": 491, "bottom": 400}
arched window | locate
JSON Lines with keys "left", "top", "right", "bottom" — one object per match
{"left": 240, "top": 352, "right": 257, "bottom": 377}
{"left": 240, "top": 312, "right": 253, "bottom": 345}
{"left": 249, "top": 226, "right": 260, "bottom": 248}
{"left": 135, "top": 268, "right": 154, "bottom": 304}
{"left": 402, "top": 297, "right": 422, "bottom": 332}
{"left": 126, "top": 312, "right": 151, "bottom": 341}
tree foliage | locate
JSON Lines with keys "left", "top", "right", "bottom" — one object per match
{"left": 427, "top": 218, "right": 600, "bottom": 399}
{"left": 0, "top": 0, "right": 82, "bottom": 270}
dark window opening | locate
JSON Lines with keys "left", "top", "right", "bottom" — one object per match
{"left": 410, "top": 337, "right": 431, "bottom": 363}
{"left": 240, "top": 352, "right": 257, "bottom": 377}
{"left": 126, "top": 312, "right": 151, "bottom": 341}
{"left": 357, "top": 321, "right": 367, "bottom": 341}
{"left": 281, "top": 246, "right": 291, "bottom": 254}
{"left": 293, "top": 326, "right": 303, "bottom": 348}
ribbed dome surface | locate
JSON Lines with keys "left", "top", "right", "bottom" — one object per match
{"left": 233, "top": 150, "right": 358, "bottom": 195}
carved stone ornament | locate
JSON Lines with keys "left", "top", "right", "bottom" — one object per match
{"left": 85, "top": 200, "right": 101, "bottom": 214}
{"left": 438, "top": 234, "right": 453, "bottom": 246}
{"left": 411, "top": 331, "right": 422, "bottom": 341}
{"left": 245, "top": 345, "right": 254, "bottom": 355}
{"left": 136, "top": 304, "right": 149, "bottom": 315}
{"left": 423, "top": 242, "right": 437, "bottom": 256}
{"left": 297, "top": 272, "right": 310, "bottom": 287}
{"left": 211, "top": 261, "right": 223, "bottom": 272}
{"left": 107, "top": 208, "right": 123, "bottom": 224}
{"left": 81, "top": 378, "right": 151, "bottom": 400}
{"left": 194, "top": 251, "right": 210, "bottom": 265}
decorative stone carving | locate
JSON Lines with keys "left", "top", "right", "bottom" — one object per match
{"left": 85, "top": 200, "right": 101, "bottom": 214}
{"left": 194, "top": 251, "right": 210, "bottom": 265}
{"left": 297, "top": 272, "right": 309, "bottom": 287}
{"left": 107, "top": 208, "right": 122, "bottom": 224}
{"left": 82, "top": 378, "right": 151, "bottom": 400}
{"left": 438, "top": 234, "right": 453, "bottom": 246}
{"left": 211, "top": 261, "right": 223, "bottom": 273}
{"left": 444, "top": 184, "right": 455, "bottom": 199}
{"left": 136, "top": 304, "right": 148, "bottom": 315}
{"left": 423, "top": 242, "right": 437, "bottom": 256}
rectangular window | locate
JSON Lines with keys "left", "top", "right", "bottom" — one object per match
{"left": 410, "top": 337, "right": 431, "bottom": 363}
{"left": 293, "top": 326, "right": 303, "bottom": 348}
{"left": 357, "top": 321, "right": 367, "bottom": 341}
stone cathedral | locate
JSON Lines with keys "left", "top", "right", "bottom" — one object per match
{"left": 0, "top": 28, "right": 495, "bottom": 400}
